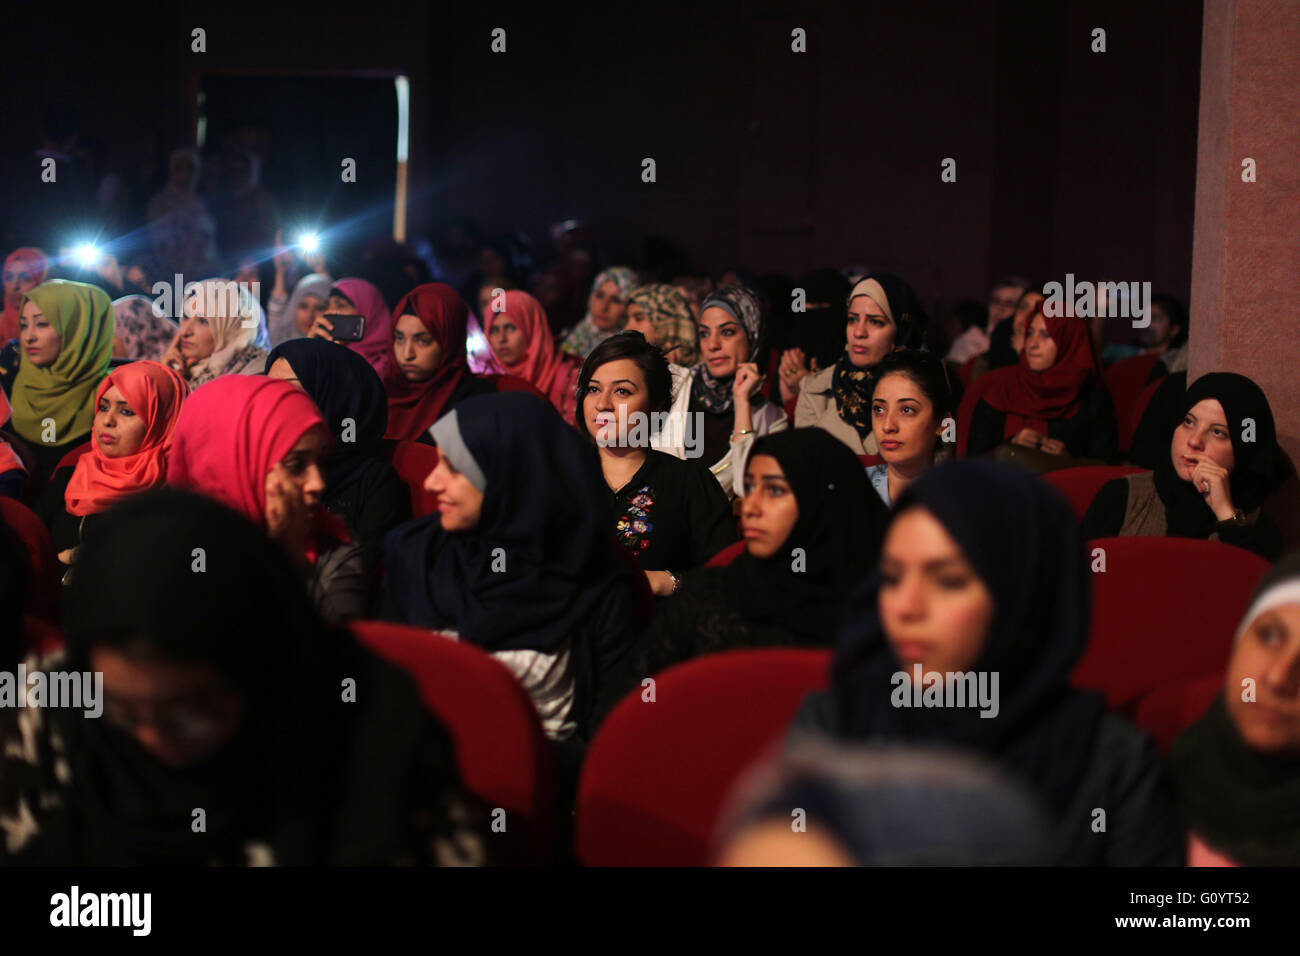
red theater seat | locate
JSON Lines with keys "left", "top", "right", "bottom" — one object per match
{"left": 706, "top": 541, "right": 746, "bottom": 567}
{"left": 1071, "top": 537, "right": 1268, "bottom": 709}
{"left": 378, "top": 439, "right": 440, "bottom": 517}
{"left": 0, "top": 496, "right": 59, "bottom": 623}
{"left": 1043, "top": 465, "right": 1146, "bottom": 521}
{"left": 1132, "top": 673, "right": 1222, "bottom": 755}
{"left": 955, "top": 369, "right": 998, "bottom": 457}
{"left": 1104, "top": 353, "right": 1160, "bottom": 452}
{"left": 54, "top": 440, "right": 93, "bottom": 475}
{"left": 576, "top": 647, "right": 831, "bottom": 866}
{"left": 482, "top": 373, "right": 548, "bottom": 400}
{"left": 351, "top": 619, "right": 554, "bottom": 864}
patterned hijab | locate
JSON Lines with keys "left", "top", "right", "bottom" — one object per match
{"left": 1, "top": 247, "right": 50, "bottom": 342}
{"left": 10, "top": 280, "right": 113, "bottom": 448}
{"left": 64, "top": 361, "right": 189, "bottom": 516}
{"left": 269, "top": 273, "right": 331, "bottom": 348}
{"left": 689, "top": 285, "right": 765, "bottom": 415}
{"left": 111, "top": 295, "right": 178, "bottom": 362}
{"left": 833, "top": 273, "right": 926, "bottom": 438}
{"left": 628, "top": 283, "right": 698, "bottom": 366}
{"left": 168, "top": 279, "right": 267, "bottom": 387}
{"left": 560, "top": 266, "right": 639, "bottom": 359}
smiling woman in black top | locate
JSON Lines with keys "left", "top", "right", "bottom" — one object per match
{"left": 577, "top": 332, "right": 736, "bottom": 599}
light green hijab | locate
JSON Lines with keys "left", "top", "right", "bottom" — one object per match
{"left": 10, "top": 280, "right": 113, "bottom": 447}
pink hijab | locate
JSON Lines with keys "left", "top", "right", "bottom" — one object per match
{"left": 167, "top": 375, "right": 327, "bottom": 526}
{"left": 333, "top": 277, "right": 393, "bottom": 381}
{"left": 487, "top": 290, "right": 580, "bottom": 422}
{"left": 2, "top": 247, "right": 51, "bottom": 342}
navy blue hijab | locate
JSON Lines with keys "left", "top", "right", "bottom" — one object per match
{"left": 383, "top": 391, "right": 625, "bottom": 654}
{"left": 828, "top": 460, "right": 1106, "bottom": 812}
{"left": 264, "top": 338, "right": 388, "bottom": 491}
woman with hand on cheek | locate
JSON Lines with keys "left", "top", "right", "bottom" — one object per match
{"left": 159, "top": 279, "right": 269, "bottom": 388}
{"left": 867, "top": 350, "right": 956, "bottom": 507}
{"left": 1082, "top": 372, "right": 1286, "bottom": 559}
{"left": 168, "top": 375, "right": 368, "bottom": 623}
{"left": 384, "top": 283, "right": 494, "bottom": 444}
{"left": 35, "top": 361, "right": 188, "bottom": 573}
{"left": 789, "top": 460, "right": 1179, "bottom": 865}
{"left": 656, "top": 286, "right": 787, "bottom": 500}
{"left": 1168, "top": 552, "right": 1300, "bottom": 866}
{"left": 966, "top": 303, "right": 1117, "bottom": 464}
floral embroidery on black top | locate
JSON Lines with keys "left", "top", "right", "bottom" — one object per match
{"left": 615, "top": 486, "right": 655, "bottom": 552}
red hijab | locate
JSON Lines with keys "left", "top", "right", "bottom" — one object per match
{"left": 385, "top": 282, "right": 477, "bottom": 441}
{"left": 65, "top": 361, "right": 189, "bottom": 516}
{"left": 0, "top": 391, "right": 24, "bottom": 476}
{"left": 1, "top": 247, "right": 51, "bottom": 342}
{"left": 980, "top": 304, "right": 1101, "bottom": 438}
{"left": 332, "top": 277, "right": 393, "bottom": 381}
{"left": 167, "top": 375, "right": 327, "bottom": 525}
{"left": 487, "top": 290, "right": 579, "bottom": 422}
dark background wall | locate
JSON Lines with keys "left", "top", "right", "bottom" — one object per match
{"left": 1, "top": 0, "right": 1201, "bottom": 319}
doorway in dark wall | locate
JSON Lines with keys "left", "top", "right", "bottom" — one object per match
{"left": 198, "top": 74, "right": 399, "bottom": 261}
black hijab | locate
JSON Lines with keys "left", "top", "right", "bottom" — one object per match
{"left": 721, "top": 428, "right": 889, "bottom": 643}
{"left": 48, "top": 488, "right": 470, "bottom": 865}
{"left": 264, "top": 338, "right": 388, "bottom": 490}
{"left": 1153, "top": 372, "right": 1285, "bottom": 537}
{"left": 383, "top": 391, "right": 629, "bottom": 655}
{"left": 1167, "top": 552, "right": 1300, "bottom": 865}
{"left": 827, "top": 460, "right": 1107, "bottom": 812}
{"left": 794, "top": 268, "right": 851, "bottom": 370}
{"left": 833, "top": 272, "right": 928, "bottom": 438}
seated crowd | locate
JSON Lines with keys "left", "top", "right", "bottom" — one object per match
{"left": 0, "top": 237, "right": 1295, "bottom": 868}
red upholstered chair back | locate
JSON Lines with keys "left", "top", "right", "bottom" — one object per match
{"left": 0, "top": 496, "right": 59, "bottom": 623}
{"left": 955, "top": 368, "right": 999, "bottom": 457}
{"left": 576, "top": 647, "right": 831, "bottom": 866}
{"left": 1132, "top": 673, "right": 1222, "bottom": 756}
{"left": 1042, "top": 465, "right": 1146, "bottom": 521}
{"left": 1103, "top": 353, "right": 1160, "bottom": 452}
{"left": 705, "top": 540, "right": 746, "bottom": 567}
{"left": 350, "top": 620, "right": 555, "bottom": 864}
{"left": 482, "top": 373, "right": 548, "bottom": 400}
{"left": 22, "top": 614, "right": 64, "bottom": 657}
{"left": 54, "top": 440, "right": 93, "bottom": 475}
{"left": 378, "top": 439, "right": 440, "bottom": 517}
{"left": 857, "top": 454, "right": 881, "bottom": 467}
{"left": 1070, "top": 537, "right": 1268, "bottom": 709}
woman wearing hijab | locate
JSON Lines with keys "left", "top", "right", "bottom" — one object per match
{"left": 159, "top": 278, "right": 270, "bottom": 388}
{"left": 303, "top": 277, "right": 394, "bottom": 381}
{"left": 110, "top": 294, "right": 178, "bottom": 362}
{"left": 1082, "top": 372, "right": 1285, "bottom": 560}
{"left": 1, "top": 246, "right": 50, "bottom": 343}
{"left": 656, "top": 285, "right": 788, "bottom": 499}
{"left": 1167, "top": 552, "right": 1300, "bottom": 866}
{"left": 35, "top": 361, "right": 188, "bottom": 571}
{"left": 168, "top": 375, "right": 368, "bottom": 623}
{"left": 559, "top": 266, "right": 639, "bottom": 360}
{"left": 385, "top": 282, "right": 494, "bottom": 444}
{"left": 0, "top": 488, "right": 487, "bottom": 865}
{"left": 966, "top": 303, "right": 1118, "bottom": 463}
{"left": 578, "top": 332, "right": 736, "bottom": 597}
{"left": 381, "top": 391, "right": 643, "bottom": 742}
{"left": 482, "top": 289, "right": 581, "bottom": 423}
{"left": 866, "top": 350, "right": 958, "bottom": 507}
{"left": 266, "top": 338, "right": 410, "bottom": 576}
{"left": 621, "top": 284, "right": 699, "bottom": 367}
{"left": 6, "top": 280, "right": 113, "bottom": 477}
{"left": 715, "top": 742, "right": 1048, "bottom": 866}
{"left": 268, "top": 272, "right": 331, "bottom": 348}
{"left": 146, "top": 147, "right": 219, "bottom": 280}
{"left": 787, "top": 460, "right": 1179, "bottom": 865}
{"left": 593, "top": 428, "right": 889, "bottom": 723}
{"left": 795, "top": 272, "right": 927, "bottom": 456}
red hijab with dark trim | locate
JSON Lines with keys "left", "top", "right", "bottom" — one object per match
{"left": 384, "top": 283, "right": 478, "bottom": 441}
{"left": 979, "top": 303, "right": 1101, "bottom": 438}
